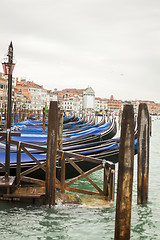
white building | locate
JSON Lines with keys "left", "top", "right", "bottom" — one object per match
{"left": 46, "top": 89, "right": 58, "bottom": 108}
{"left": 95, "top": 98, "right": 101, "bottom": 112}
{"left": 29, "top": 87, "right": 47, "bottom": 110}
{"left": 83, "top": 87, "right": 95, "bottom": 111}
{"left": 15, "top": 79, "right": 48, "bottom": 110}
{"left": 57, "top": 87, "right": 96, "bottom": 112}
{"left": 62, "top": 96, "right": 81, "bottom": 112}
{"left": 100, "top": 98, "right": 108, "bottom": 111}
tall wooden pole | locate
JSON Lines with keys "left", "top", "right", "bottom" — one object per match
{"left": 4, "top": 104, "right": 7, "bottom": 121}
{"left": 118, "top": 110, "right": 122, "bottom": 131}
{"left": 137, "top": 103, "right": 150, "bottom": 204}
{"left": 58, "top": 110, "right": 63, "bottom": 151}
{"left": 57, "top": 110, "right": 63, "bottom": 181}
{"left": 14, "top": 102, "right": 17, "bottom": 124}
{"left": 46, "top": 101, "right": 58, "bottom": 206}
{"left": 42, "top": 107, "right": 46, "bottom": 132}
{"left": 95, "top": 111, "right": 98, "bottom": 124}
{"left": 37, "top": 109, "right": 40, "bottom": 120}
{"left": 115, "top": 104, "right": 135, "bottom": 240}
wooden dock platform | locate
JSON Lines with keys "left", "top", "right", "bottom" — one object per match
{"left": 0, "top": 185, "right": 111, "bottom": 208}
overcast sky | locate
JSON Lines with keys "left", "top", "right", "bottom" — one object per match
{"left": 0, "top": 0, "right": 160, "bottom": 102}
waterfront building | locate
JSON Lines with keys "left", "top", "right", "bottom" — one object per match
{"left": 95, "top": 98, "right": 101, "bottom": 112}
{"left": 141, "top": 100, "right": 158, "bottom": 115}
{"left": 83, "top": 86, "right": 95, "bottom": 111}
{"left": 130, "top": 100, "right": 158, "bottom": 115}
{"left": 0, "top": 72, "right": 16, "bottom": 108}
{"left": 95, "top": 97, "right": 109, "bottom": 112}
{"left": 57, "top": 88, "right": 84, "bottom": 111}
{"left": 107, "top": 95, "right": 122, "bottom": 113}
{"left": 100, "top": 98, "right": 108, "bottom": 112}
{"left": 57, "top": 88, "right": 85, "bottom": 112}
{"left": 1, "top": 72, "right": 159, "bottom": 115}
{"left": 46, "top": 89, "right": 58, "bottom": 108}
{"left": 57, "top": 87, "right": 95, "bottom": 112}
{"left": 62, "top": 95, "right": 81, "bottom": 112}
{"left": 14, "top": 88, "right": 30, "bottom": 109}
{"left": 15, "top": 78, "right": 47, "bottom": 110}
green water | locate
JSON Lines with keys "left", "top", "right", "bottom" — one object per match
{"left": 0, "top": 117, "right": 160, "bottom": 239}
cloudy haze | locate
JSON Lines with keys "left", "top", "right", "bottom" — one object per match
{"left": 0, "top": 0, "right": 160, "bottom": 102}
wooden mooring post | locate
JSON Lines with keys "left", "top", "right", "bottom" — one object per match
{"left": 37, "top": 110, "right": 41, "bottom": 120}
{"left": 103, "top": 161, "right": 115, "bottom": 201}
{"left": 45, "top": 101, "right": 58, "bottom": 207}
{"left": 19, "top": 108, "right": 22, "bottom": 122}
{"left": 137, "top": 103, "right": 150, "bottom": 204}
{"left": 42, "top": 107, "right": 46, "bottom": 132}
{"left": 118, "top": 110, "right": 122, "bottom": 131}
{"left": 57, "top": 110, "right": 63, "bottom": 181}
{"left": 58, "top": 110, "right": 63, "bottom": 151}
{"left": 95, "top": 111, "right": 98, "bottom": 124}
{"left": 4, "top": 104, "right": 7, "bottom": 122}
{"left": 115, "top": 104, "right": 135, "bottom": 240}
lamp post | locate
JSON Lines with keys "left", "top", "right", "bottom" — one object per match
{"left": 2, "top": 42, "right": 15, "bottom": 179}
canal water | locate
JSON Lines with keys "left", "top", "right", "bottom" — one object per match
{"left": 0, "top": 116, "right": 160, "bottom": 239}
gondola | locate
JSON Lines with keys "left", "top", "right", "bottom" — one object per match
{"left": 0, "top": 113, "right": 118, "bottom": 180}
{"left": 0, "top": 136, "right": 137, "bottom": 180}
{"left": 63, "top": 116, "right": 117, "bottom": 147}
{"left": 64, "top": 138, "right": 137, "bottom": 163}
{"left": 10, "top": 114, "right": 116, "bottom": 147}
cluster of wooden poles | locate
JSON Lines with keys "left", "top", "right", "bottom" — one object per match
{"left": 0, "top": 105, "right": 46, "bottom": 126}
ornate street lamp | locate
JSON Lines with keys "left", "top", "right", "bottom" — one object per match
{"left": 2, "top": 44, "right": 15, "bottom": 75}
{"left": 2, "top": 42, "right": 15, "bottom": 179}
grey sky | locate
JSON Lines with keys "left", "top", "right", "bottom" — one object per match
{"left": 0, "top": 0, "right": 160, "bottom": 102}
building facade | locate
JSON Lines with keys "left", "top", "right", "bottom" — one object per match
{"left": 107, "top": 95, "right": 122, "bottom": 113}
{"left": 95, "top": 98, "right": 101, "bottom": 112}
{"left": 130, "top": 100, "right": 159, "bottom": 115}
{"left": 83, "top": 87, "right": 95, "bottom": 111}
{"left": 15, "top": 78, "right": 47, "bottom": 110}
{"left": 46, "top": 89, "right": 58, "bottom": 108}
{"left": 1, "top": 71, "right": 160, "bottom": 115}
{"left": 0, "top": 72, "right": 16, "bottom": 108}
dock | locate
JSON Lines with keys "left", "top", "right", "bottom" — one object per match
{"left": 0, "top": 101, "right": 115, "bottom": 207}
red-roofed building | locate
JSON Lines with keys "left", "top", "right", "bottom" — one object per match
{"left": 57, "top": 87, "right": 95, "bottom": 111}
